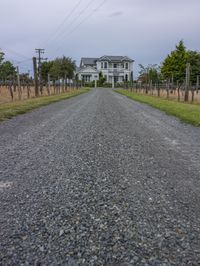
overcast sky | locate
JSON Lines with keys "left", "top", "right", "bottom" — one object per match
{"left": 1, "top": 0, "right": 200, "bottom": 76}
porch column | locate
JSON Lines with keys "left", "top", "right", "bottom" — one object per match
{"left": 112, "top": 76, "right": 115, "bottom": 89}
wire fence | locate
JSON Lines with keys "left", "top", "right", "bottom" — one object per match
{"left": 1, "top": 79, "right": 200, "bottom": 104}
{"left": 123, "top": 82, "right": 200, "bottom": 103}
{"left": 0, "top": 80, "right": 82, "bottom": 104}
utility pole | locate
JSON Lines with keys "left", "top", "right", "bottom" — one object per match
{"left": 35, "top": 48, "right": 47, "bottom": 95}
{"left": 33, "top": 57, "right": 39, "bottom": 97}
{"left": 184, "top": 63, "right": 190, "bottom": 102}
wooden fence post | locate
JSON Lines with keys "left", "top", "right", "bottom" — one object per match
{"left": 184, "top": 63, "right": 190, "bottom": 102}
{"left": 33, "top": 57, "right": 39, "bottom": 97}
{"left": 16, "top": 66, "right": 22, "bottom": 100}
{"left": 196, "top": 75, "right": 199, "bottom": 94}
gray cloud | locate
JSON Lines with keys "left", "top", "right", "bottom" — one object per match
{"left": 109, "top": 11, "right": 123, "bottom": 17}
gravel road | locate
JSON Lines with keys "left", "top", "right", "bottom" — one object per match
{"left": 0, "top": 88, "right": 200, "bottom": 265}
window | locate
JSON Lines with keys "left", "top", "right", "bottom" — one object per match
{"left": 125, "top": 63, "right": 129, "bottom": 69}
{"left": 122, "top": 64, "right": 124, "bottom": 68}
{"left": 101, "top": 62, "right": 103, "bottom": 68}
{"left": 104, "top": 62, "right": 107, "bottom": 69}
{"left": 113, "top": 63, "right": 117, "bottom": 68}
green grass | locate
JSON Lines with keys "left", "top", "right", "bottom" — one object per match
{"left": 0, "top": 88, "right": 90, "bottom": 121}
{"left": 116, "top": 89, "right": 200, "bottom": 126}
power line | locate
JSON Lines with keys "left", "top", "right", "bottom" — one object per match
{"left": 0, "top": 52, "right": 32, "bottom": 70}
{"left": 0, "top": 47, "right": 29, "bottom": 60}
{"left": 45, "top": 0, "right": 95, "bottom": 48}
{"left": 17, "top": 58, "right": 32, "bottom": 64}
{"left": 42, "top": 0, "right": 83, "bottom": 47}
{"left": 68, "top": 0, "right": 107, "bottom": 35}
{"left": 56, "top": 0, "right": 107, "bottom": 50}
{"left": 65, "top": 0, "right": 94, "bottom": 28}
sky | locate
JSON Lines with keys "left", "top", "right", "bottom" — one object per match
{"left": 1, "top": 0, "right": 200, "bottom": 76}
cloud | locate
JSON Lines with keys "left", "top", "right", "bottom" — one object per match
{"left": 109, "top": 11, "right": 123, "bottom": 17}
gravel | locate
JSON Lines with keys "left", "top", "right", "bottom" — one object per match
{"left": 0, "top": 88, "right": 200, "bottom": 265}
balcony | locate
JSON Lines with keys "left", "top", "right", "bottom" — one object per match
{"left": 107, "top": 68, "right": 130, "bottom": 74}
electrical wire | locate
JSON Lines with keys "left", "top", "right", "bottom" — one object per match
{"left": 41, "top": 0, "right": 83, "bottom": 47}
{"left": 56, "top": 0, "right": 107, "bottom": 51}
{"left": 68, "top": 0, "right": 107, "bottom": 36}
{"left": 45, "top": 0, "right": 95, "bottom": 48}
{"left": 1, "top": 47, "right": 30, "bottom": 60}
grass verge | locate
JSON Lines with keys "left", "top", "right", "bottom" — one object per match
{"left": 0, "top": 88, "right": 90, "bottom": 122}
{"left": 116, "top": 89, "right": 200, "bottom": 126}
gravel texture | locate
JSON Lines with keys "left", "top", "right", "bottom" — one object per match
{"left": 0, "top": 88, "right": 200, "bottom": 265}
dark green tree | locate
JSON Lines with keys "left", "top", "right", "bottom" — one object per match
{"left": 161, "top": 40, "right": 188, "bottom": 83}
{"left": 187, "top": 50, "right": 200, "bottom": 84}
{"left": 0, "top": 51, "right": 16, "bottom": 81}
{"left": 0, "top": 61, "right": 16, "bottom": 81}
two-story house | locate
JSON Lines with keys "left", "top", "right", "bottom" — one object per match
{"left": 77, "top": 55, "right": 134, "bottom": 87}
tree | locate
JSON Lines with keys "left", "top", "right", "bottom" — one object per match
{"left": 0, "top": 61, "right": 16, "bottom": 81}
{"left": 41, "top": 61, "right": 53, "bottom": 82}
{"left": 138, "top": 64, "right": 161, "bottom": 84}
{"left": 60, "top": 56, "right": 76, "bottom": 79}
{"left": 49, "top": 57, "right": 76, "bottom": 81}
{"left": 187, "top": 50, "right": 200, "bottom": 84}
{"left": 0, "top": 51, "right": 4, "bottom": 64}
{"left": 19, "top": 73, "right": 32, "bottom": 84}
{"left": 161, "top": 40, "right": 188, "bottom": 83}
{"left": 0, "top": 51, "right": 16, "bottom": 81}
{"left": 97, "top": 71, "right": 106, "bottom": 86}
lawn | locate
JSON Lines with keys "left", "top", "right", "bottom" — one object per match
{"left": 0, "top": 88, "right": 90, "bottom": 121}
{"left": 116, "top": 89, "right": 200, "bottom": 126}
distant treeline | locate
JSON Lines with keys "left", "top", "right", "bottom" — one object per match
{"left": 138, "top": 40, "right": 200, "bottom": 86}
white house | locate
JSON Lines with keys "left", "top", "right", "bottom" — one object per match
{"left": 77, "top": 56, "right": 134, "bottom": 87}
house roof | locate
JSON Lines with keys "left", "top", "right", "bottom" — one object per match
{"left": 98, "top": 55, "right": 134, "bottom": 62}
{"left": 77, "top": 65, "right": 99, "bottom": 74}
{"left": 80, "top": 56, "right": 134, "bottom": 67}
{"left": 80, "top": 57, "right": 98, "bottom": 66}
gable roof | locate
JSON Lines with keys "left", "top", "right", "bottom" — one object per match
{"left": 98, "top": 55, "right": 134, "bottom": 62}
{"left": 77, "top": 65, "right": 99, "bottom": 74}
{"left": 80, "top": 57, "right": 98, "bottom": 67}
